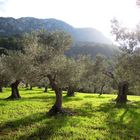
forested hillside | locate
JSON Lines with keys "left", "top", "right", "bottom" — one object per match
{"left": 66, "top": 42, "right": 117, "bottom": 58}
{"left": 0, "top": 17, "right": 112, "bottom": 44}
{"left": 0, "top": 17, "right": 116, "bottom": 57}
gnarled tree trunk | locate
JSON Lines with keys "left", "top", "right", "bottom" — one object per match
{"left": 49, "top": 87, "right": 63, "bottom": 115}
{"left": 50, "top": 88, "right": 62, "bottom": 111}
{"left": 44, "top": 86, "right": 48, "bottom": 92}
{"left": 116, "top": 81, "right": 128, "bottom": 104}
{"left": 7, "top": 80, "right": 21, "bottom": 99}
{"left": 67, "top": 86, "right": 75, "bottom": 97}
{"left": 47, "top": 75, "right": 63, "bottom": 115}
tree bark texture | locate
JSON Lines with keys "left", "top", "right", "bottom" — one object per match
{"left": 116, "top": 81, "right": 128, "bottom": 104}
{"left": 7, "top": 80, "right": 21, "bottom": 99}
{"left": 47, "top": 75, "right": 63, "bottom": 115}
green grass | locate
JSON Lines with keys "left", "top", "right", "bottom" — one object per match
{"left": 0, "top": 88, "right": 140, "bottom": 140}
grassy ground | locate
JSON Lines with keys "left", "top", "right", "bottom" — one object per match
{"left": 0, "top": 88, "right": 140, "bottom": 140}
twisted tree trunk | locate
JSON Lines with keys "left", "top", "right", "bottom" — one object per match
{"left": 116, "top": 81, "right": 128, "bottom": 104}
{"left": 47, "top": 75, "right": 63, "bottom": 115}
{"left": 7, "top": 80, "right": 21, "bottom": 99}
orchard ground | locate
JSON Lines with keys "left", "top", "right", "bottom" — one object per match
{"left": 0, "top": 88, "right": 140, "bottom": 140}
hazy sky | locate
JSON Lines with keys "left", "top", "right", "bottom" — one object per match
{"left": 0, "top": 0, "right": 140, "bottom": 37}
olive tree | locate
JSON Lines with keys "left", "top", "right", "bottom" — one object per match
{"left": 77, "top": 54, "right": 112, "bottom": 94}
{"left": 29, "top": 31, "right": 73, "bottom": 115}
{"left": 2, "top": 51, "right": 30, "bottom": 99}
{"left": 92, "top": 54, "right": 112, "bottom": 94}
{"left": 109, "top": 19, "right": 140, "bottom": 103}
{"left": 77, "top": 55, "right": 95, "bottom": 93}
{"left": 0, "top": 32, "right": 38, "bottom": 99}
{"left": 0, "top": 55, "right": 8, "bottom": 92}
{"left": 65, "top": 56, "right": 86, "bottom": 97}
{"left": 38, "top": 77, "right": 50, "bottom": 92}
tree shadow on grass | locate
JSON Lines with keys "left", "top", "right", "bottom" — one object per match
{"left": 0, "top": 93, "right": 55, "bottom": 102}
{"left": 19, "top": 115, "right": 70, "bottom": 140}
{"left": 63, "top": 96, "right": 83, "bottom": 103}
{"left": 84, "top": 95, "right": 111, "bottom": 99}
{"left": 22, "top": 95, "right": 55, "bottom": 101}
{"left": 22, "top": 91, "right": 44, "bottom": 95}
{"left": 1, "top": 93, "right": 83, "bottom": 105}
{"left": 0, "top": 112, "right": 70, "bottom": 140}
{"left": 97, "top": 101, "right": 140, "bottom": 139}
{"left": 0, "top": 112, "right": 46, "bottom": 132}
{"left": 1, "top": 91, "right": 44, "bottom": 100}
{"left": 0, "top": 102, "right": 7, "bottom": 106}
{"left": 66, "top": 102, "right": 96, "bottom": 117}
{"left": 22, "top": 94, "right": 83, "bottom": 103}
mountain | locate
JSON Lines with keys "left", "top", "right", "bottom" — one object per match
{"left": 65, "top": 42, "right": 117, "bottom": 58}
{"left": 0, "top": 17, "right": 112, "bottom": 44}
{"left": 75, "top": 28, "right": 112, "bottom": 44}
{"left": 0, "top": 17, "right": 117, "bottom": 57}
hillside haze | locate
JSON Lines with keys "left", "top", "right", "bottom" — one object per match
{"left": 0, "top": 17, "right": 112, "bottom": 44}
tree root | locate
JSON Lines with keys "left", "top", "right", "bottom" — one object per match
{"left": 5, "top": 96, "right": 21, "bottom": 100}
{"left": 48, "top": 105, "right": 73, "bottom": 116}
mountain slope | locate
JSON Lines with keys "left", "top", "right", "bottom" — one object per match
{"left": 0, "top": 17, "right": 112, "bottom": 44}
{"left": 75, "top": 28, "right": 112, "bottom": 44}
{"left": 65, "top": 42, "right": 117, "bottom": 58}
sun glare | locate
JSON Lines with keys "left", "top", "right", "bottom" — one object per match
{"left": 0, "top": 0, "right": 140, "bottom": 37}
